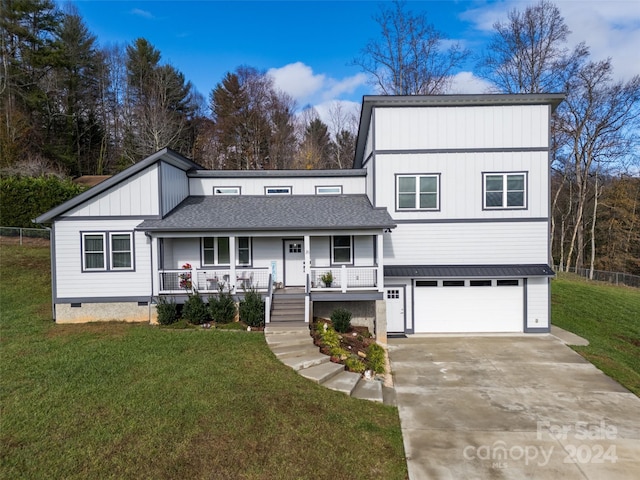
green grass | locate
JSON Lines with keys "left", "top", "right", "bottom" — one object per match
{"left": 551, "top": 273, "right": 640, "bottom": 396}
{"left": 0, "top": 244, "right": 407, "bottom": 480}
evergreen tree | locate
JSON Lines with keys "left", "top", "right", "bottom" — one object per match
{"left": 0, "top": 0, "right": 60, "bottom": 166}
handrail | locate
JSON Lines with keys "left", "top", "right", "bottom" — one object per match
{"left": 265, "top": 274, "right": 273, "bottom": 324}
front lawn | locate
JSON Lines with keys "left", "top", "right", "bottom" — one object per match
{"left": 551, "top": 273, "right": 640, "bottom": 396}
{"left": 0, "top": 243, "right": 407, "bottom": 479}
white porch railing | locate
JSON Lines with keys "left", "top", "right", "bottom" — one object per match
{"left": 309, "top": 266, "right": 378, "bottom": 292}
{"left": 158, "top": 267, "right": 270, "bottom": 294}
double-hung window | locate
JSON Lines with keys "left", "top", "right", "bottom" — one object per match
{"left": 484, "top": 173, "right": 527, "bottom": 209}
{"left": 332, "top": 236, "right": 352, "bottom": 264}
{"left": 397, "top": 174, "right": 439, "bottom": 210}
{"left": 202, "top": 237, "right": 231, "bottom": 265}
{"left": 82, "top": 232, "right": 133, "bottom": 271}
{"left": 83, "top": 233, "right": 106, "bottom": 270}
{"left": 110, "top": 233, "right": 133, "bottom": 269}
{"left": 237, "top": 237, "right": 251, "bottom": 265}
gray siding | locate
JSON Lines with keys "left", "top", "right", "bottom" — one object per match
{"left": 161, "top": 162, "right": 189, "bottom": 215}
{"left": 383, "top": 222, "right": 548, "bottom": 265}
{"left": 54, "top": 219, "right": 151, "bottom": 299}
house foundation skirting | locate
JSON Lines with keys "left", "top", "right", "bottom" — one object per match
{"left": 55, "top": 301, "right": 151, "bottom": 324}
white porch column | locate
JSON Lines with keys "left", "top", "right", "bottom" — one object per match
{"left": 304, "top": 235, "right": 311, "bottom": 281}
{"left": 377, "top": 233, "right": 385, "bottom": 292}
{"left": 150, "top": 235, "right": 159, "bottom": 296}
{"left": 304, "top": 235, "right": 311, "bottom": 323}
{"left": 229, "top": 236, "right": 236, "bottom": 293}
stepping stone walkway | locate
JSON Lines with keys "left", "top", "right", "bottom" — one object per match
{"left": 265, "top": 322, "right": 394, "bottom": 405}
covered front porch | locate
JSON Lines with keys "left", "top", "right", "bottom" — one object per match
{"left": 151, "top": 233, "right": 385, "bottom": 293}
{"left": 136, "top": 194, "right": 395, "bottom": 327}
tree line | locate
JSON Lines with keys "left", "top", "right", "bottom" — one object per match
{"left": 0, "top": 0, "right": 356, "bottom": 176}
{"left": 2, "top": 0, "right": 639, "bottom": 274}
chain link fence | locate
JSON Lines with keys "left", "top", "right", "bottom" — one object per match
{"left": 555, "top": 265, "right": 640, "bottom": 288}
{"left": 0, "top": 226, "right": 50, "bottom": 244}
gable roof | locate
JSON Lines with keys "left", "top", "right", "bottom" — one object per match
{"left": 354, "top": 93, "right": 566, "bottom": 168}
{"left": 34, "top": 149, "right": 202, "bottom": 223}
{"left": 137, "top": 195, "right": 396, "bottom": 232}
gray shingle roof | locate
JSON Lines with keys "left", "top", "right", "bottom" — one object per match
{"left": 137, "top": 195, "right": 396, "bottom": 232}
{"left": 384, "top": 264, "right": 555, "bottom": 278}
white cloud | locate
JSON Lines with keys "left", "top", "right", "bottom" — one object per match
{"left": 268, "top": 62, "right": 368, "bottom": 108}
{"left": 322, "top": 73, "right": 368, "bottom": 101}
{"left": 460, "top": 0, "right": 640, "bottom": 82}
{"left": 268, "top": 62, "right": 326, "bottom": 103}
{"left": 130, "top": 8, "right": 155, "bottom": 19}
{"left": 448, "top": 71, "right": 495, "bottom": 94}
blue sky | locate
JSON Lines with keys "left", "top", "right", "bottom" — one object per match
{"left": 69, "top": 0, "right": 640, "bottom": 120}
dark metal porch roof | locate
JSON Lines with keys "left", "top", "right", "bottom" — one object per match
{"left": 384, "top": 264, "right": 555, "bottom": 278}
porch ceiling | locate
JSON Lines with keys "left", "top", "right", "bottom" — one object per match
{"left": 137, "top": 195, "right": 396, "bottom": 232}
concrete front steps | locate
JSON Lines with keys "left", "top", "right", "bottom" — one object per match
{"left": 265, "top": 322, "right": 389, "bottom": 404}
{"left": 270, "top": 291, "right": 305, "bottom": 322}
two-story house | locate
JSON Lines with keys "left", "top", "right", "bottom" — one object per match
{"left": 35, "top": 94, "right": 563, "bottom": 340}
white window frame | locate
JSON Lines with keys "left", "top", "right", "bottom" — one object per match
{"left": 316, "top": 186, "right": 342, "bottom": 195}
{"left": 201, "top": 237, "right": 231, "bottom": 266}
{"left": 237, "top": 237, "right": 251, "bottom": 266}
{"left": 331, "top": 235, "right": 352, "bottom": 264}
{"left": 109, "top": 232, "right": 134, "bottom": 270}
{"left": 483, "top": 172, "right": 527, "bottom": 209}
{"left": 214, "top": 187, "right": 240, "bottom": 195}
{"left": 82, "top": 232, "right": 106, "bottom": 271}
{"left": 265, "top": 186, "right": 292, "bottom": 195}
{"left": 396, "top": 174, "right": 440, "bottom": 211}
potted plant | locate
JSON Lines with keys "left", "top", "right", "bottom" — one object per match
{"left": 321, "top": 271, "right": 333, "bottom": 288}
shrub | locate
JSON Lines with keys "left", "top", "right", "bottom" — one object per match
{"left": 238, "top": 288, "right": 264, "bottom": 327}
{"left": 331, "top": 307, "right": 352, "bottom": 333}
{"left": 156, "top": 297, "right": 178, "bottom": 325}
{"left": 344, "top": 356, "right": 366, "bottom": 373}
{"left": 0, "top": 175, "right": 86, "bottom": 227}
{"left": 181, "top": 292, "right": 209, "bottom": 325}
{"left": 209, "top": 291, "right": 237, "bottom": 324}
{"left": 366, "top": 343, "right": 386, "bottom": 374}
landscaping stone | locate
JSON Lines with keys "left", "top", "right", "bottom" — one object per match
{"left": 265, "top": 322, "right": 394, "bottom": 405}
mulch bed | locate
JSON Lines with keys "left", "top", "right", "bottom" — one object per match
{"left": 311, "top": 318, "right": 376, "bottom": 366}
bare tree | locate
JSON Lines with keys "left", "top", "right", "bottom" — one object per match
{"left": 352, "top": 0, "right": 468, "bottom": 95}
{"left": 478, "top": 0, "right": 587, "bottom": 94}
{"left": 326, "top": 101, "right": 358, "bottom": 169}
{"left": 557, "top": 60, "right": 640, "bottom": 270}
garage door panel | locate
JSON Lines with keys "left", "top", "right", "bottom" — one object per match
{"left": 414, "top": 282, "right": 523, "bottom": 333}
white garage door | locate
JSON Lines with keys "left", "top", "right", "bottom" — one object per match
{"left": 413, "top": 279, "right": 523, "bottom": 333}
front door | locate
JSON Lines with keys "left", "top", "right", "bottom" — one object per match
{"left": 386, "top": 287, "right": 405, "bottom": 333}
{"left": 284, "top": 239, "right": 305, "bottom": 286}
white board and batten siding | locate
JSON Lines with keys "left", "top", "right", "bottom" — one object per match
{"left": 189, "top": 175, "right": 366, "bottom": 196}
{"left": 161, "top": 162, "right": 189, "bottom": 215}
{"left": 374, "top": 151, "right": 549, "bottom": 219}
{"left": 373, "top": 105, "right": 549, "bottom": 151}
{"left": 64, "top": 164, "right": 160, "bottom": 217}
{"left": 54, "top": 219, "right": 151, "bottom": 299}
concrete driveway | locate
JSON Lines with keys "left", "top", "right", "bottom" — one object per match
{"left": 387, "top": 333, "right": 640, "bottom": 479}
